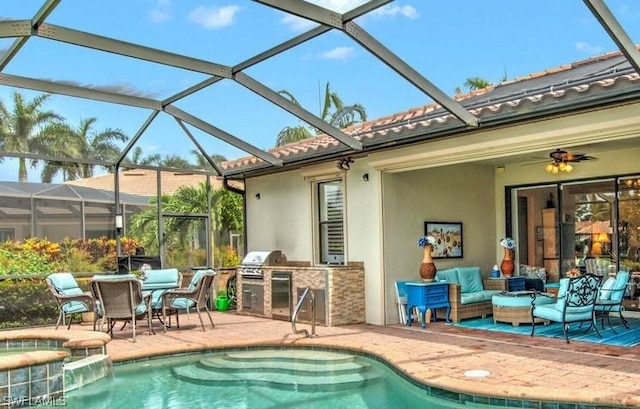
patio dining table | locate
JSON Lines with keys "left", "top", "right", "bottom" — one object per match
{"left": 140, "top": 279, "right": 180, "bottom": 328}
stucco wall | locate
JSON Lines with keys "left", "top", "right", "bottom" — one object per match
{"left": 382, "top": 163, "right": 496, "bottom": 324}
{"left": 245, "top": 171, "right": 312, "bottom": 260}
{"left": 244, "top": 159, "right": 385, "bottom": 324}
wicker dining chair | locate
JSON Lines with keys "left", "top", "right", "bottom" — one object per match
{"left": 161, "top": 270, "right": 216, "bottom": 332}
{"left": 90, "top": 275, "right": 153, "bottom": 342}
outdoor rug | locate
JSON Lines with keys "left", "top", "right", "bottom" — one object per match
{"left": 454, "top": 316, "right": 640, "bottom": 347}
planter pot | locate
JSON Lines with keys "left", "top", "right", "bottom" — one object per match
{"left": 419, "top": 245, "right": 437, "bottom": 282}
{"left": 81, "top": 312, "right": 95, "bottom": 324}
{"left": 500, "top": 247, "right": 515, "bottom": 277}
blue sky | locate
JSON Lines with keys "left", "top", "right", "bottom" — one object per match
{"left": 1, "top": 0, "right": 640, "bottom": 182}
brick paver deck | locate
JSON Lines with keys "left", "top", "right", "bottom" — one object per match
{"left": 9, "top": 312, "right": 640, "bottom": 407}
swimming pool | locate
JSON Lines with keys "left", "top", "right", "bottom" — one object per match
{"left": 61, "top": 348, "right": 478, "bottom": 409}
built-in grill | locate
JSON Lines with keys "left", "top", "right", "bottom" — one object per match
{"left": 239, "top": 250, "right": 287, "bottom": 280}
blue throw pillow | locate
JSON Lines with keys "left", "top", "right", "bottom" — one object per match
{"left": 435, "top": 268, "right": 459, "bottom": 284}
{"left": 456, "top": 267, "right": 483, "bottom": 293}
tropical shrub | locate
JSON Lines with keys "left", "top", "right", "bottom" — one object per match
{"left": 0, "top": 246, "right": 61, "bottom": 276}
{"left": 215, "top": 246, "right": 241, "bottom": 268}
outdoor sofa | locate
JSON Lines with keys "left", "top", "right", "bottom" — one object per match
{"left": 434, "top": 266, "right": 503, "bottom": 323}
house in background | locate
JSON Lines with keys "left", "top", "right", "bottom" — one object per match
{"left": 0, "top": 181, "right": 149, "bottom": 242}
{"left": 221, "top": 51, "right": 640, "bottom": 325}
{"left": 65, "top": 168, "right": 222, "bottom": 197}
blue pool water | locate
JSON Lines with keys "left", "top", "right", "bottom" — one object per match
{"left": 60, "top": 349, "right": 482, "bottom": 409}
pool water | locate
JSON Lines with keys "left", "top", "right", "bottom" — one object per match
{"left": 59, "top": 349, "right": 481, "bottom": 409}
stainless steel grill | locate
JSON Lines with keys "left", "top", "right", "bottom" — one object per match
{"left": 239, "top": 250, "right": 287, "bottom": 279}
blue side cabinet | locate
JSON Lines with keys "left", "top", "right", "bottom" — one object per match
{"left": 406, "top": 282, "right": 451, "bottom": 328}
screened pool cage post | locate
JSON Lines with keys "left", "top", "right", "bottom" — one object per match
{"left": 115, "top": 213, "right": 123, "bottom": 256}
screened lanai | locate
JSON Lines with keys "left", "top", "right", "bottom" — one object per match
{"left": 1, "top": 1, "right": 640, "bottom": 272}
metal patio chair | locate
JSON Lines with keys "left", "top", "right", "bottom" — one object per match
{"left": 594, "top": 270, "right": 631, "bottom": 333}
{"left": 531, "top": 273, "right": 602, "bottom": 343}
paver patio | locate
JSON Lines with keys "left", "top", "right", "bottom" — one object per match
{"left": 8, "top": 311, "right": 640, "bottom": 407}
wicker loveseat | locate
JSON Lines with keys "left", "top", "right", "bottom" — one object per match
{"left": 434, "top": 266, "right": 503, "bottom": 323}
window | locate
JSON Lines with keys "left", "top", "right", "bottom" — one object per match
{"left": 317, "top": 180, "right": 344, "bottom": 264}
{"left": 0, "top": 228, "right": 14, "bottom": 241}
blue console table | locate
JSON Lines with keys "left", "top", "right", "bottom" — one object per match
{"left": 406, "top": 282, "right": 451, "bottom": 328}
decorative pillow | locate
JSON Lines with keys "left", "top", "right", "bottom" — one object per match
{"left": 456, "top": 267, "right": 483, "bottom": 293}
{"left": 599, "top": 277, "right": 616, "bottom": 300}
{"left": 435, "top": 268, "right": 459, "bottom": 284}
{"left": 519, "top": 264, "right": 546, "bottom": 283}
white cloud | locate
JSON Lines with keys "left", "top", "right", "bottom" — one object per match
{"left": 148, "top": 9, "right": 171, "bottom": 23}
{"left": 319, "top": 46, "right": 355, "bottom": 61}
{"left": 306, "top": 0, "right": 369, "bottom": 13}
{"left": 188, "top": 5, "right": 241, "bottom": 29}
{"left": 575, "top": 41, "right": 602, "bottom": 55}
{"left": 280, "top": 1, "right": 418, "bottom": 31}
{"left": 147, "top": 0, "right": 172, "bottom": 23}
{"left": 280, "top": 14, "right": 318, "bottom": 32}
{"left": 371, "top": 4, "right": 419, "bottom": 19}
{"left": 279, "top": 0, "right": 368, "bottom": 31}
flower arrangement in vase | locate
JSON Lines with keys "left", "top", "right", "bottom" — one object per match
{"left": 499, "top": 238, "right": 516, "bottom": 277}
{"left": 417, "top": 235, "right": 438, "bottom": 281}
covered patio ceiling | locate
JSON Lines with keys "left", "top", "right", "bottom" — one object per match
{"left": 1, "top": 1, "right": 640, "bottom": 180}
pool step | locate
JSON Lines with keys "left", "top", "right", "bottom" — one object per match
{"left": 171, "top": 350, "right": 382, "bottom": 391}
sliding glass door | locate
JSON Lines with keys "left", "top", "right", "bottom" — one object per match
{"left": 514, "top": 178, "right": 628, "bottom": 282}
{"left": 618, "top": 177, "right": 640, "bottom": 272}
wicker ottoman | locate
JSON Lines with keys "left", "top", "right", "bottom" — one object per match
{"left": 492, "top": 292, "right": 556, "bottom": 326}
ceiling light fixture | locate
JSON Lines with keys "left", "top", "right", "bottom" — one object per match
{"left": 544, "top": 161, "right": 573, "bottom": 174}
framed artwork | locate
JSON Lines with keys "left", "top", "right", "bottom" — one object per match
{"left": 424, "top": 221, "right": 463, "bottom": 259}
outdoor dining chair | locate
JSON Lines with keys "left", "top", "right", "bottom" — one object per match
{"left": 530, "top": 273, "right": 602, "bottom": 343}
{"left": 594, "top": 270, "right": 631, "bottom": 333}
{"left": 161, "top": 270, "right": 216, "bottom": 332}
{"left": 90, "top": 275, "right": 153, "bottom": 342}
{"left": 46, "top": 272, "right": 95, "bottom": 330}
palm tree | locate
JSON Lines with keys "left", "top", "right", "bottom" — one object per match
{"left": 0, "top": 92, "right": 62, "bottom": 182}
{"left": 191, "top": 149, "right": 227, "bottom": 169}
{"left": 275, "top": 82, "right": 367, "bottom": 147}
{"left": 464, "top": 77, "right": 493, "bottom": 91}
{"left": 128, "top": 181, "right": 243, "bottom": 267}
{"left": 125, "top": 146, "right": 162, "bottom": 166}
{"left": 38, "top": 117, "right": 127, "bottom": 182}
{"left": 455, "top": 76, "right": 495, "bottom": 96}
{"left": 160, "top": 154, "right": 195, "bottom": 169}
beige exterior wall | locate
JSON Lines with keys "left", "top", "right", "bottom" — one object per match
{"left": 381, "top": 164, "right": 496, "bottom": 324}
{"left": 245, "top": 171, "right": 312, "bottom": 261}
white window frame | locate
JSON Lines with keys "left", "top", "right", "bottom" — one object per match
{"left": 309, "top": 176, "right": 346, "bottom": 265}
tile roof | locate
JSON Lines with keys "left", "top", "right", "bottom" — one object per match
{"left": 66, "top": 169, "right": 221, "bottom": 197}
{"left": 221, "top": 50, "right": 640, "bottom": 175}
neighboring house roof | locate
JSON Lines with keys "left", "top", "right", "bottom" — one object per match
{"left": 66, "top": 169, "right": 222, "bottom": 197}
{"left": 221, "top": 50, "right": 640, "bottom": 176}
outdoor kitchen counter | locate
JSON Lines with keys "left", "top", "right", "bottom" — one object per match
{"left": 236, "top": 263, "right": 365, "bottom": 326}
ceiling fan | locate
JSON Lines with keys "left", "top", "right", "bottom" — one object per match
{"left": 544, "top": 149, "right": 597, "bottom": 174}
